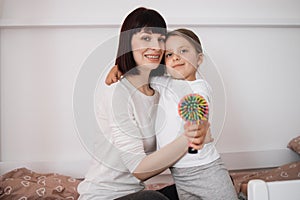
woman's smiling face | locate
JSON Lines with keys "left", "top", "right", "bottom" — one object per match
{"left": 165, "top": 35, "right": 202, "bottom": 81}
{"left": 131, "top": 29, "right": 166, "bottom": 71}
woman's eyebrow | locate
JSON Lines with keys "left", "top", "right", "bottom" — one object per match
{"left": 140, "top": 29, "right": 166, "bottom": 37}
{"left": 140, "top": 29, "right": 152, "bottom": 34}
{"left": 140, "top": 31, "right": 150, "bottom": 34}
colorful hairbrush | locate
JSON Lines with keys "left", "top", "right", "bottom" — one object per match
{"left": 178, "top": 93, "right": 209, "bottom": 153}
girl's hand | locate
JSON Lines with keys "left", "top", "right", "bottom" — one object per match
{"left": 204, "top": 128, "right": 214, "bottom": 144}
{"left": 184, "top": 121, "right": 210, "bottom": 150}
{"left": 105, "top": 65, "right": 123, "bottom": 85}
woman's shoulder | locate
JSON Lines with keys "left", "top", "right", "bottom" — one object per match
{"left": 150, "top": 76, "right": 171, "bottom": 88}
{"left": 150, "top": 75, "right": 170, "bottom": 83}
{"left": 150, "top": 76, "right": 171, "bottom": 93}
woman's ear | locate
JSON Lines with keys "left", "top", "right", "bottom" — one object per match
{"left": 197, "top": 53, "right": 204, "bottom": 66}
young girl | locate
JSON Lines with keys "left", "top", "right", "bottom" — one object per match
{"left": 152, "top": 28, "right": 238, "bottom": 200}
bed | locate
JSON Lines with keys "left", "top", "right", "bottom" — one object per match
{"left": 0, "top": 160, "right": 88, "bottom": 199}
{"left": 229, "top": 135, "right": 300, "bottom": 199}
{"left": 230, "top": 160, "right": 300, "bottom": 199}
{"left": 1, "top": 136, "right": 299, "bottom": 199}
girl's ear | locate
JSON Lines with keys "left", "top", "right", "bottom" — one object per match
{"left": 197, "top": 53, "right": 204, "bottom": 66}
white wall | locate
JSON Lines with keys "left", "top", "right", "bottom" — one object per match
{"left": 1, "top": 0, "right": 300, "bottom": 170}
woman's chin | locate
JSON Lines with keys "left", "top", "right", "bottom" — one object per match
{"left": 139, "top": 63, "right": 160, "bottom": 71}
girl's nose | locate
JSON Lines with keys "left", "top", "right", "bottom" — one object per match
{"left": 173, "top": 54, "right": 181, "bottom": 61}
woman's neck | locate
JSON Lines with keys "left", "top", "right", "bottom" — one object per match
{"left": 126, "top": 72, "right": 154, "bottom": 96}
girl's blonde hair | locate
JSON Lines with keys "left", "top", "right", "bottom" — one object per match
{"left": 167, "top": 28, "right": 203, "bottom": 54}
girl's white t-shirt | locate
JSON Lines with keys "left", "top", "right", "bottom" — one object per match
{"left": 151, "top": 76, "right": 220, "bottom": 168}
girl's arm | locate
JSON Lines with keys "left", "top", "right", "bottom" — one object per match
{"left": 105, "top": 65, "right": 122, "bottom": 85}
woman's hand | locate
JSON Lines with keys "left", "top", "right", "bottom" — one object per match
{"left": 184, "top": 121, "right": 210, "bottom": 150}
{"left": 105, "top": 65, "right": 123, "bottom": 85}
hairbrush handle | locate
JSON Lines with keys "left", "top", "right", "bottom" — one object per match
{"left": 178, "top": 94, "right": 209, "bottom": 154}
{"left": 188, "top": 147, "right": 198, "bottom": 154}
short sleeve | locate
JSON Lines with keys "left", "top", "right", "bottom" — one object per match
{"left": 194, "top": 79, "right": 212, "bottom": 104}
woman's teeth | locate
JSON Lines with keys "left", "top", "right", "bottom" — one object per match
{"left": 145, "top": 55, "right": 159, "bottom": 59}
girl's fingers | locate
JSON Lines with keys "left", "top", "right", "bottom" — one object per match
{"left": 187, "top": 136, "right": 205, "bottom": 145}
{"left": 184, "top": 121, "right": 210, "bottom": 132}
{"left": 185, "top": 128, "right": 207, "bottom": 138}
{"left": 117, "top": 70, "right": 123, "bottom": 79}
{"left": 105, "top": 65, "right": 121, "bottom": 85}
{"left": 183, "top": 121, "right": 210, "bottom": 150}
{"left": 112, "top": 76, "right": 118, "bottom": 83}
{"left": 189, "top": 142, "right": 204, "bottom": 150}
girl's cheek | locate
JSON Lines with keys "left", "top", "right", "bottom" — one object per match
{"left": 165, "top": 60, "right": 171, "bottom": 67}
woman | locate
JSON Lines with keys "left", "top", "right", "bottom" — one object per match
{"left": 78, "top": 7, "right": 210, "bottom": 200}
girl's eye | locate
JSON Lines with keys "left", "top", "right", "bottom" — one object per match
{"left": 180, "top": 49, "right": 188, "bottom": 54}
{"left": 142, "top": 36, "right": 151, "bottom": 41}
{"left": 165, "top": 53, "right": 172, "bottom": 58}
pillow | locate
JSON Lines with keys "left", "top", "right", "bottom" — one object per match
{"left": 0, "top": 168, "right": 81, "bottom": 200}
{"left": 287, "top": 135, "right": 300, "bottom": 155}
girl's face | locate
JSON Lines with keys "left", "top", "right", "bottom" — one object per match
{"left": 165, "top": 35, "right": 202, "bottom": 81}
{"left": 131, "top": 29, "right": 166, "bottom": 72}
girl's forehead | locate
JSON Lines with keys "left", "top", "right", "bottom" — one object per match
{"left": 166, "top": 35, "right": 191, "bottom": 47}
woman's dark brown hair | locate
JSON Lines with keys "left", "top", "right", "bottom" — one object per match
{"left": 115, "top": 7, "right": 167, "bottom": 76}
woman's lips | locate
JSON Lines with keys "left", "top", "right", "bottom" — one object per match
{"left": 145, "top": 54, "right": 161, "bottom": 61}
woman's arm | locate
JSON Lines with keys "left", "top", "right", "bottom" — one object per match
{"left": 104, "top": 73, "right": 210, "bottom": 182}
{"left": 133, "top": 122, "right": 210, "bottom": 181}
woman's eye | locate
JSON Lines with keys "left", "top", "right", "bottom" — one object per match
{"left": 142, "top": 36, "right": 151, "bottom": 41}
{"left": 158, "top": 37, "right": 165, "bottom": 43}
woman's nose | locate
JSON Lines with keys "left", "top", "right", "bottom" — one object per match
{"left": 149, "top": 40, "right": 164, "bottom": 50}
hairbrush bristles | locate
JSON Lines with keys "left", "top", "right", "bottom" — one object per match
{"left": 178, "top": 94, "right": 209, "bottom": 123}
